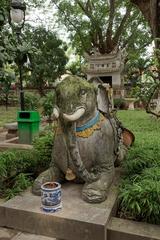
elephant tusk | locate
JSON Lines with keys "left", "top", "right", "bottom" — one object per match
{"left": 52, "top": 107, "right": 60, "bottom": 119}
{"left": 63, "top": 107, "right": 85, "bottom": 122}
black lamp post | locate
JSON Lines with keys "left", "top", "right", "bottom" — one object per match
{"left": 9, "top": 0, "right": 26, "bottom": 111}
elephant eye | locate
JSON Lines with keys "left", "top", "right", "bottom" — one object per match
{"left": 80, "top": 89, "right": 86, "bottom": 95}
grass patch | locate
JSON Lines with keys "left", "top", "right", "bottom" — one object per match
{"left": 117, "top": 110, "right": 160, "bottom": 224}
{"left": 0, "top": 106, "right": 18, "bottom": 128}
{"left": 0, "top": 105, "right": 44, "bottom": 128}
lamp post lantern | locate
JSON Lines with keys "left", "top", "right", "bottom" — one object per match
{"left": 9, "top": 0, "right": 26, "bottom": 111}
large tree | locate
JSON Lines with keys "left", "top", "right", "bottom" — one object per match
{"left": 131, "top": 0, "right": 159, "bottom": 40}
{"left": 24, "top": 26, "right": 68, "bottom": 95}
{"left": 50, "top": 0, "right": 151, "bottom": 56}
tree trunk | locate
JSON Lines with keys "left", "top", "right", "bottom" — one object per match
{"left": 38, "top": 85, "right": 45, "bottom": 97}
{"left": 5, "top": 93, "right": 8, "bottom": 111}
{"left": 131, "top": 0, "right": 158, "bottom": 34}
{"left": 37, "top": 78, "right": 45, "bottom": 97}
{"left": 132, "top": 1, "right": 159, "bottom": 39}
{"left": 131, "top": 0, "right": 160, "bottom": 65}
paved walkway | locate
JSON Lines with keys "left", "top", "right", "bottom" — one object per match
{"left": 0, "top": 227, "right": 57, "bottom": 240}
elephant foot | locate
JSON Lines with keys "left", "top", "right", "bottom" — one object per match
{"left": 82, "top": 172, "right": 114, "bottom": 203}
{"left": 32, "top": 167, "right": 64, "bottom": 196}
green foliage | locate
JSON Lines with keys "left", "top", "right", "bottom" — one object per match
{"left": 0, "top": 0, "right": 9, "bottom": 27}
{"left": 0, "top": 150, "right": 38, "bottom": 183}
{"left": 33, "top": 132, "right": 54, "bottom": 170}
{"left": 131, "top": 79, "right": 158, "bottom": 107}
{"left": 0, "top": 131, "right": 54, "bottom": 199}
{"left": 124, "top": 58, "right": 152, "bottom": 87}
{"left": 24, "top": 26, "right": 68, "bottom": 95}
{"left": 118, "top": 110, "right": 160, "bottom": 224}
{"left": 49, "top": 0, "right": 151, "bottom": 56}
{"left": 122, "top": 145, "right": 160, "bottom": 175}
{"left": 0, "top": 149, "right": 38, "bottom": 198}
{"left": 0, "top": 65, "right": 16, "bottom": 109}
{"left": 66, "top": 57, "right": 85, "bottom": 77}
{"left": 5, "top": 173, "right": 32, "bottom": 200}
{"left": 114, "top": 98, "right": 127, "bottom": 110}
{"left": 41, "top": 91, "right": 56, "bottom": 121}
{"left": 119, "top": 177, "right": 160, "bottom": 224}
{"left": 24, "top": 92, "right": 40, "bottom": 111}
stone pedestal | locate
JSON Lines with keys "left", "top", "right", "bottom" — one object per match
{"left": 0, "top": 182, "right": 118, "bottom": 240}
{"left": 125, "top": 98, "right": 136, "bottom": 110}
{"left": 128, "top": 101, "right": 135, "bottom": 110}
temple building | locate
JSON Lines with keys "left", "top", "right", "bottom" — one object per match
{"left": 85, "top": 49, "right": 126, "bottom": 98}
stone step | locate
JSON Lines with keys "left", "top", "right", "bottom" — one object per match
{"left": 0, "top": 227, "right": 56, "bottom": 240}
{"left": 0, "top": 173, "right": 120, "bottom": 240}
{"left": 0, "top": 227, "right": 18, "bottom": 239}
{"left": 12, "top": 231, "right": 56, "bottom": 240}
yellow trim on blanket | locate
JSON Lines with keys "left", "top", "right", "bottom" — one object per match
{"left": 75, "top": 114, "right": 105, "bottom": 138}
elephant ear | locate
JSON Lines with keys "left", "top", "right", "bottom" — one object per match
{"left": 89, "top": 77, "right": 111, "bottom": 114}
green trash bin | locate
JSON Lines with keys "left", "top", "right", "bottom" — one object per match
{"left": 17, "top": 111, "right": 40, "bottom": 144}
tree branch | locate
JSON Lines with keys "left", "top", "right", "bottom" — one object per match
{"left": 106, "top": 0, "right": 115, "bottom": 50}
{"left": 75, "top": 0, "right": 105, "bottom": 53}
{"left": 121, "top": 24, "right": 152, "bottom": 49}
{"left": 52, "top": 0, "right": 91, "bottom": 54}
{"left": 146, "top": 83, "right": 160, "bottom": 118}
{"left": 113, "top": 5, "right": 132, "bottom": 47}
{"left": 131, "top": 0, "right": 151, "bottom": 27}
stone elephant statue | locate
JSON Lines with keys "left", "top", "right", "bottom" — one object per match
{"left": 32, "top": 75, "right": 133, "bottom": 203}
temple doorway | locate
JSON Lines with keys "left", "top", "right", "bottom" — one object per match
{"left": 100, "top": 76, "right": 112, "bottom": 87}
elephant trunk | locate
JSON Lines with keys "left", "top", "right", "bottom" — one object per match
{"left": 67, "top": 123, "right": 98, "bottom": 183}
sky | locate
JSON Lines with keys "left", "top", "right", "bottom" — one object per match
{"left": 25, "top": 0, "right": 70, "bottom": 42}
{"left": 25, "top": 1, "right": 76, "bottom": 64}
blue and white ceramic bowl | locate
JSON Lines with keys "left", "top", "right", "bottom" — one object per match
{"left": 41, "top": 182, "right": 62, "bottom": 213}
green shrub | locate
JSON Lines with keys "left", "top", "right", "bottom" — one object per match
{"left": 24, "top": 92, "right": 40, "bottom": 111}
{"left": 119, "top": 169, "right": 160, "bottom": 224}
{"left": 41, "top": 91, "right": 56, "bottom": 121}
{"left": 4, "top": 173, "right": 32, "bottom": 200}
{"left": 33, "top": 131, "right": 54, "bottom": 170}
{"left": 122, "top": 145, "right": 160, "bottom": 175}
{"left": 0, "top": 131, "right": 54, "bottom": 199}
{"left": 114, "top": 98, "right": 127, "bottom": 110}
{"left": 0, "top": 150, "right": 38, "bottom": 182}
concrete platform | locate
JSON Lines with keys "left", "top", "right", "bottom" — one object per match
{"left": 107, "top": 217, "right": 160, "bottom": 240}
{"left": 0, "top": 181, "right": 118, "bottom": 240}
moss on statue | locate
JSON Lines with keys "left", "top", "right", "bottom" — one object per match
{"left": 56, "top": 75, "right": 96, "bottom": 114}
